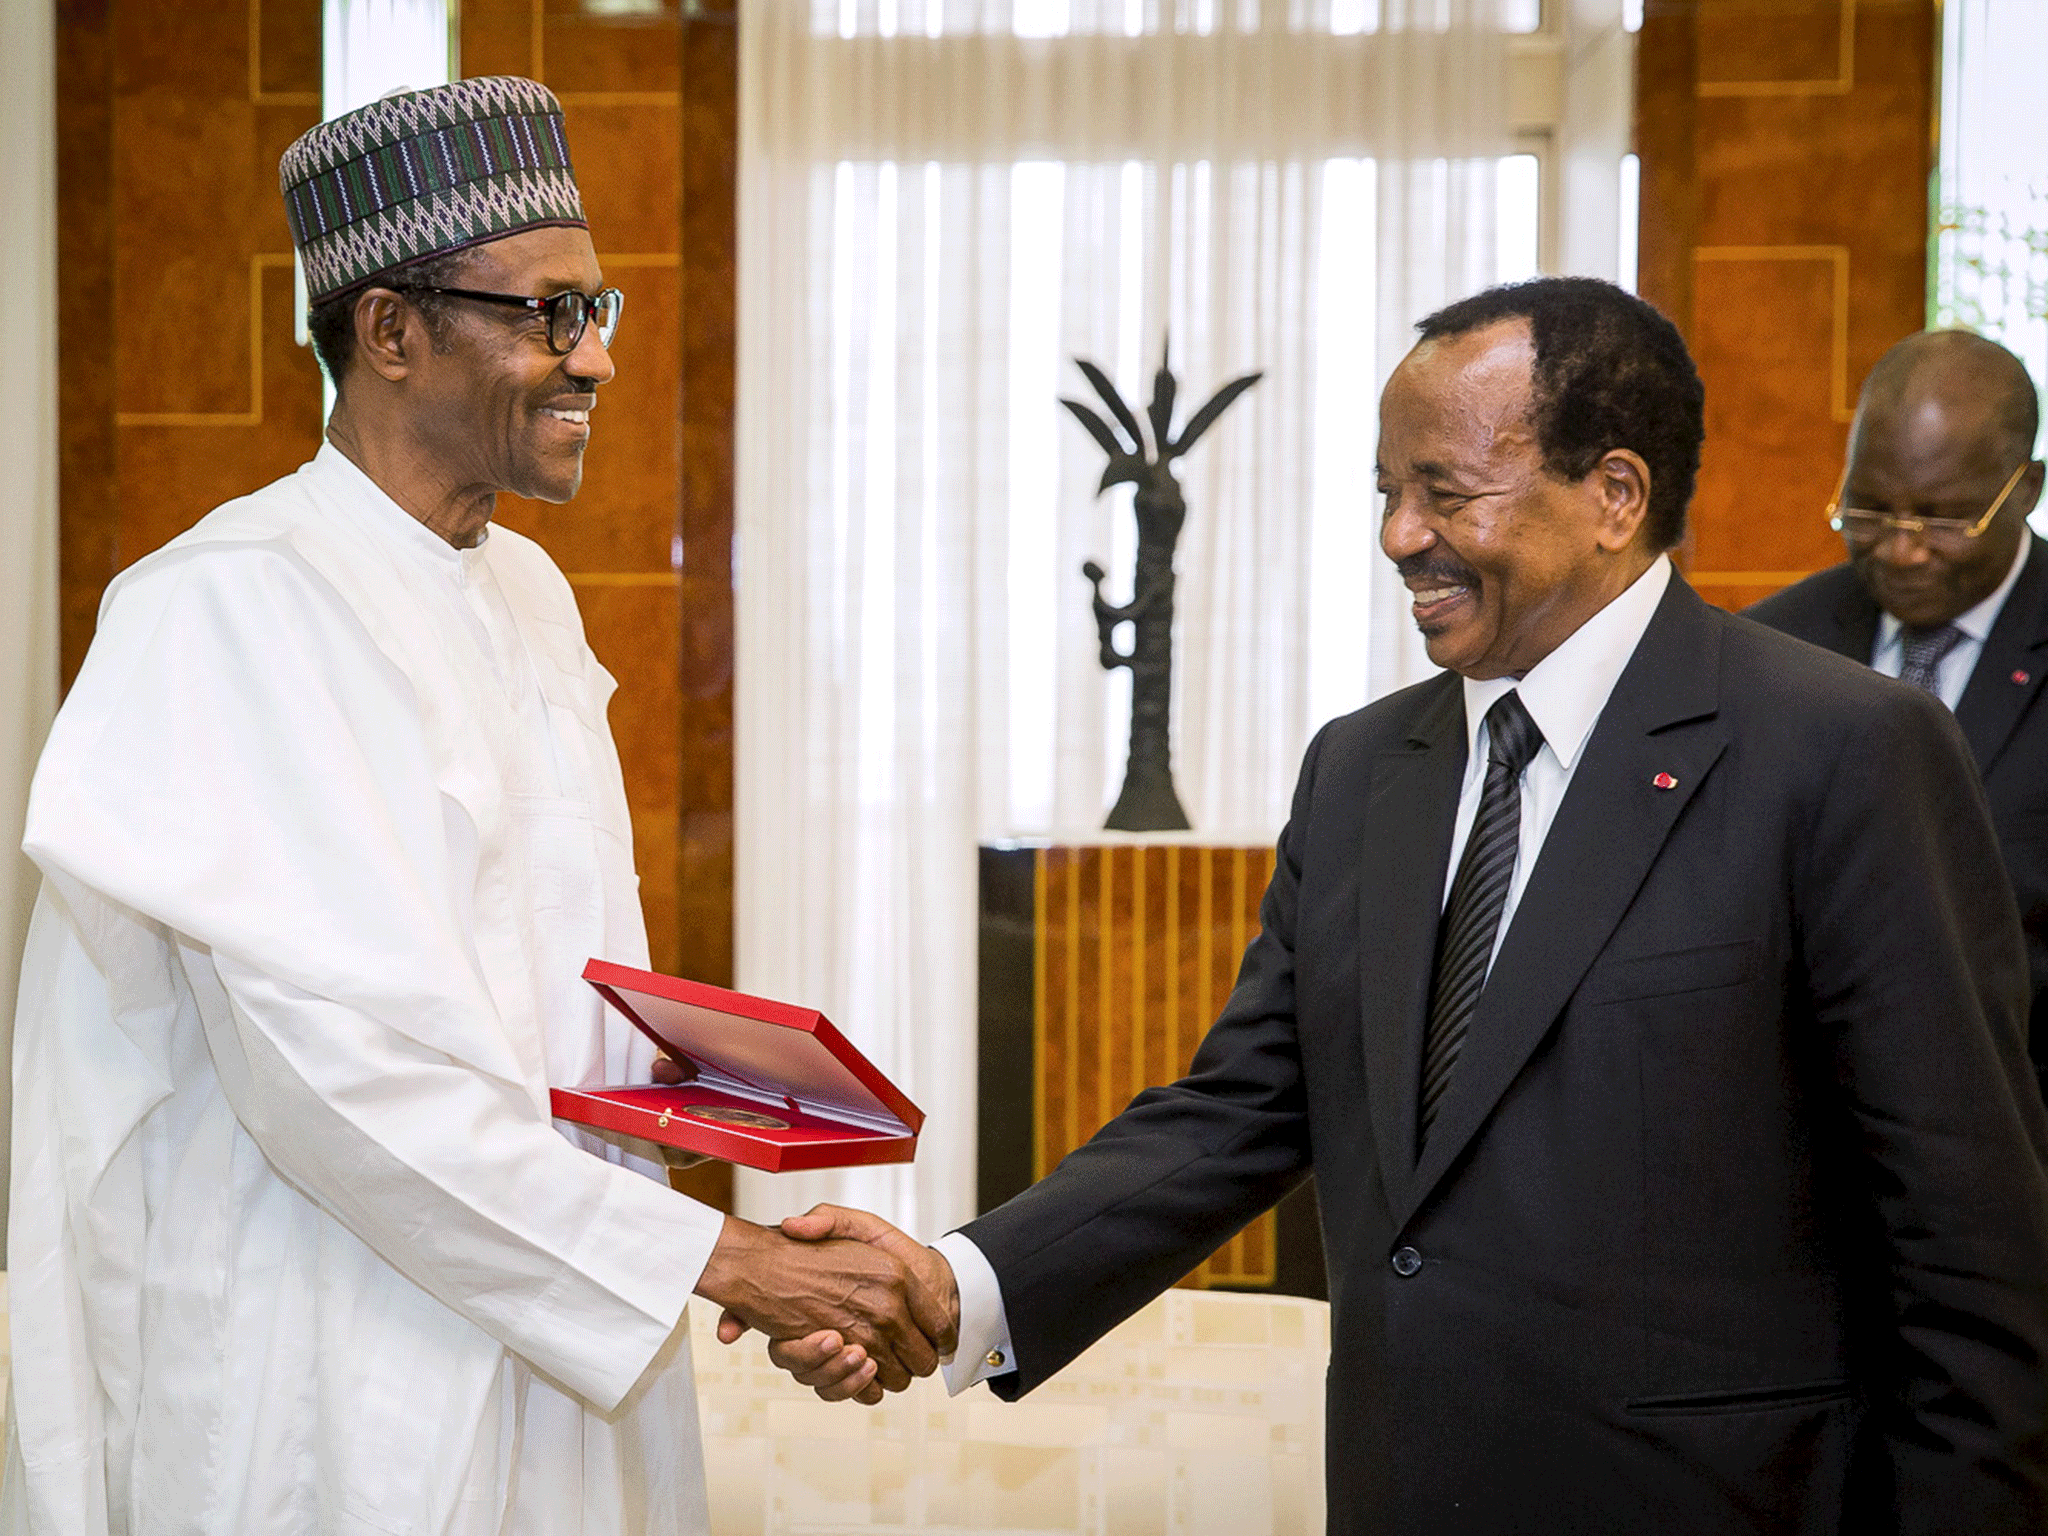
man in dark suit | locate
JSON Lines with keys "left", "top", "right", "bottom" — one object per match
{"left": 1748, "top": 331, "right": 2048, "bottom": 1099}
{"left": 747, "top": 280, "right": 2048, "bottom": 1533}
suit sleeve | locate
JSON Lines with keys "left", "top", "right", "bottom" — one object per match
{"left": 1800, "top": 682, "right": 2048, "bottom": 1531}
{"left": 958, "top": 728, "right": 1326, "bottom": 1395}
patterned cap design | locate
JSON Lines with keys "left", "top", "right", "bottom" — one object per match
{"left": 280, "top": 76, "right": 586, "bottom": 304}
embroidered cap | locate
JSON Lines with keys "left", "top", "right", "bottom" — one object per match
{"left": 280, "top": 76, "right": 586, "bottom": 304}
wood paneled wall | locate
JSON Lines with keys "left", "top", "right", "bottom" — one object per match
{"left": 57, "top": 0, "right": 326, "bottom": 682}
{"left": 1638, "top": 0, "right": 1936, "bottom": 611}
{"left": 56, "top": 0, "right": 740, "bottom": 1208}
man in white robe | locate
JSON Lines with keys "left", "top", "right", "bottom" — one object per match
{"left": 4, "top": 77, "right": 944, "bottom": 1536}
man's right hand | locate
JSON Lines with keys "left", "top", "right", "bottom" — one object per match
{"left": 692, "top": 1213, "right": 954, "bottom": 1394}
{"left": 735, "top": 1204, "right": 962, "bottom": 1406}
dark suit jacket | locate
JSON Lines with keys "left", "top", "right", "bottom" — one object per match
{"left": 963, "top": 576, "right": 2048, "bottom": 1535}
{"left": 1748, "top": 542, "right": 2048, "bottom": 1098}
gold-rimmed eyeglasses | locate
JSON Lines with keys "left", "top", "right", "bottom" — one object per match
{"left": 1827, "top": 458, "right": 2035, "bottom": 549}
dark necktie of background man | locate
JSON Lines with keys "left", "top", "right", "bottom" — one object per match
{"left": 1898, "top": 623, "right": 1964, "bottom": 695}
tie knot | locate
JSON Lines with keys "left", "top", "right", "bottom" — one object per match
{"left": 1483, "top": 690, "right": 1544, "bottom": 775}
{"left": 1901, "top": 623, "right": 1962, "bottom": 667}
{"left": 1897, "top": 623, "right": 1964, "bottom": 695}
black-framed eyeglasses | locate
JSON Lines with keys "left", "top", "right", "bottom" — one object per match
{"left": 1827, "top": 458, "right": 2035, "bottom": 549}
{"left": 396, "top": 284, "right": 624, "bottom": 355}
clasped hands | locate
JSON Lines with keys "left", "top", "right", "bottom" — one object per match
{"left": 655, "top": 1053, "right": 959, "bottom": 1404}
{"left": 694, "top": 1205, "right": 960, "bottom": 1405}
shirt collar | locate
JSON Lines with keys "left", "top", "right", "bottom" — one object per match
{"left": 1873, "top": 530, "right": 2032, "bottom": 653}
{"left": 1460, "top": 555, "right": 1673, "bottom": 774}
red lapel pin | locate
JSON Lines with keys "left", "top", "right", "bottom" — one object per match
{"left": 1652, "top": 772, "right": 1678, "bottom": 790}
{"left": 2014, "top": 669, "right": 2032, "bottom": 686}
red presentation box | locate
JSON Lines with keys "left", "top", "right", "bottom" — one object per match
{"left": 550, "top": 959, "right": 924, "bottom": 1173}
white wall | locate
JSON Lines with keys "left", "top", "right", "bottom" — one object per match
{"left": 0, "top": 0, "right": 63, "bottom": 1245}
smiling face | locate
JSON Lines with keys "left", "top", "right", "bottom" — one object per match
{"left": 1376, "top": 319, "right": 1655, "bottom": 680}
{"left": 404, "top": 224, "right": 615, "bottom": 506}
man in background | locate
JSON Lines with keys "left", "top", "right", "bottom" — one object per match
{"left": 1750, "top": 330, "right": 2048, "bottom": 1097}
{"left": 4, "top": 78, "right": 943, "bottom": 1535}
{"left": 764, "top": 279, "right": 2048, "bottom": 1534}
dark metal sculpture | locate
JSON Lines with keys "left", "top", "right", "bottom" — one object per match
{"left": 1063, "top": 342, "right": 1261, "bottom": 832}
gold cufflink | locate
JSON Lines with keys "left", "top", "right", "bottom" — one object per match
{"left": 985, "top": 1349, "right": 1005, "bottom": 1369}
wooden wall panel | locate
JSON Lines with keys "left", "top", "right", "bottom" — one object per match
{"left": 1637, "top": 0, "right": 1935, "bottom": 612}
{"left": 58, "top": 0, "right": 325, "bottom": 682}
{"left": 57, "top": 0, "right": 120, "bottom": 684}
{"left": 118, "top": 260, "right": 327, "bottom": 556}
{"left": 1035, "top": 846, "right": 1279, "bottom": 1289}
{"left": 675, "top": 8, "right": 740, "bottom": 1000}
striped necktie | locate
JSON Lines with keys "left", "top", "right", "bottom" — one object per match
{"left": 1421, "top": 690, "right": 1544, "bottom": 1145}
{"left": 1897, "top": 623, "right": 1963, "bottom": 696}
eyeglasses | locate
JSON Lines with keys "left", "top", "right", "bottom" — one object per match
{"left": 395, "top": 284, "right": 624, "bottom": 355}
{"left": 1827, "top": 457, "right": 2034, "bottom": 549}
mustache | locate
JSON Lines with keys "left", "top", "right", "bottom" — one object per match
{"left": 1394, "top": 554, "right": 1478, "bottom": 588}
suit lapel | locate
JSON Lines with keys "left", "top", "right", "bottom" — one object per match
{"left": 1398, "top": 579, "right": 1730, "bottom": 1228}
{"left": 1358, "top": 676, "right": 1466, "bottom": 1212}
{"left": 1954, "top": 540, "right": 2048, "bottom": 774}
{"left": 1827, "top": 576, "right": 1881, "bottom": 666}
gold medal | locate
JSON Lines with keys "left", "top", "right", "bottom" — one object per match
{"left": 683, "top": 1104, "right": 791, "bottom": 1131}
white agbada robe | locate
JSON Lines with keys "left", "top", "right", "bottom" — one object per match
{"left": 3, "top": 444, "right": 722, "bottom": 1535}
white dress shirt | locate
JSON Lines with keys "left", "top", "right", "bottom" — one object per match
{"left": 1869, "top": 532, "right": 2032, "bottom": 709}
{"left": 1447, "top": 555, "right": 1673, "bottom": 966}
{"left": 937, "top": 554, "right": 1678, "bottom": 1393}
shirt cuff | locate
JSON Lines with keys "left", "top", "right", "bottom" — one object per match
{"left": 516, "top": 1149, "right": 723, "bottom": 1412}
{"left": 932, "top": 1229, "right": 1017, "bottom": 1394}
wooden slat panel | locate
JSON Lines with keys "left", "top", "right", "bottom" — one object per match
{"left": 1034, "top": 844, "right": 1278, "bottom": 1289}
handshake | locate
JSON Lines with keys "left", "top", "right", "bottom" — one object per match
{"left": 694, "top": 1204, "right": 963, "bottom": 1405}
{"left": 654, "top": 1054, "right": 964, "bottom": 1403}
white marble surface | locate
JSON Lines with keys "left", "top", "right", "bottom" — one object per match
{"left": 690, "top": 1286, "right": 1331, "bottom": 1536}
{"left": 0, "top": 1273, "right": 1330, "bottom": 1532}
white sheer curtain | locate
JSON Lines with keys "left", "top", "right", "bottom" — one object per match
{"left": 323, "top": 0, "right": 454, "bottom": 108}
{"left": 735, "top": 0, "right": 1514, "bottom": 1236}
{"left": 1, "top": 0, "right": 61, "bottom": 1245}
{"left": 1933, "top": 0, "right": 2048, "bottom": 473}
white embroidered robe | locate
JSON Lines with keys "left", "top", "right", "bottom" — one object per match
{"left": 3, "top": 445, "right": 720, "bottom": 1535}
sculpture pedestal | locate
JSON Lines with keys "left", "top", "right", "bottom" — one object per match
{"left": 978, "top": 841, "right": 1326, "bottom": 1297}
